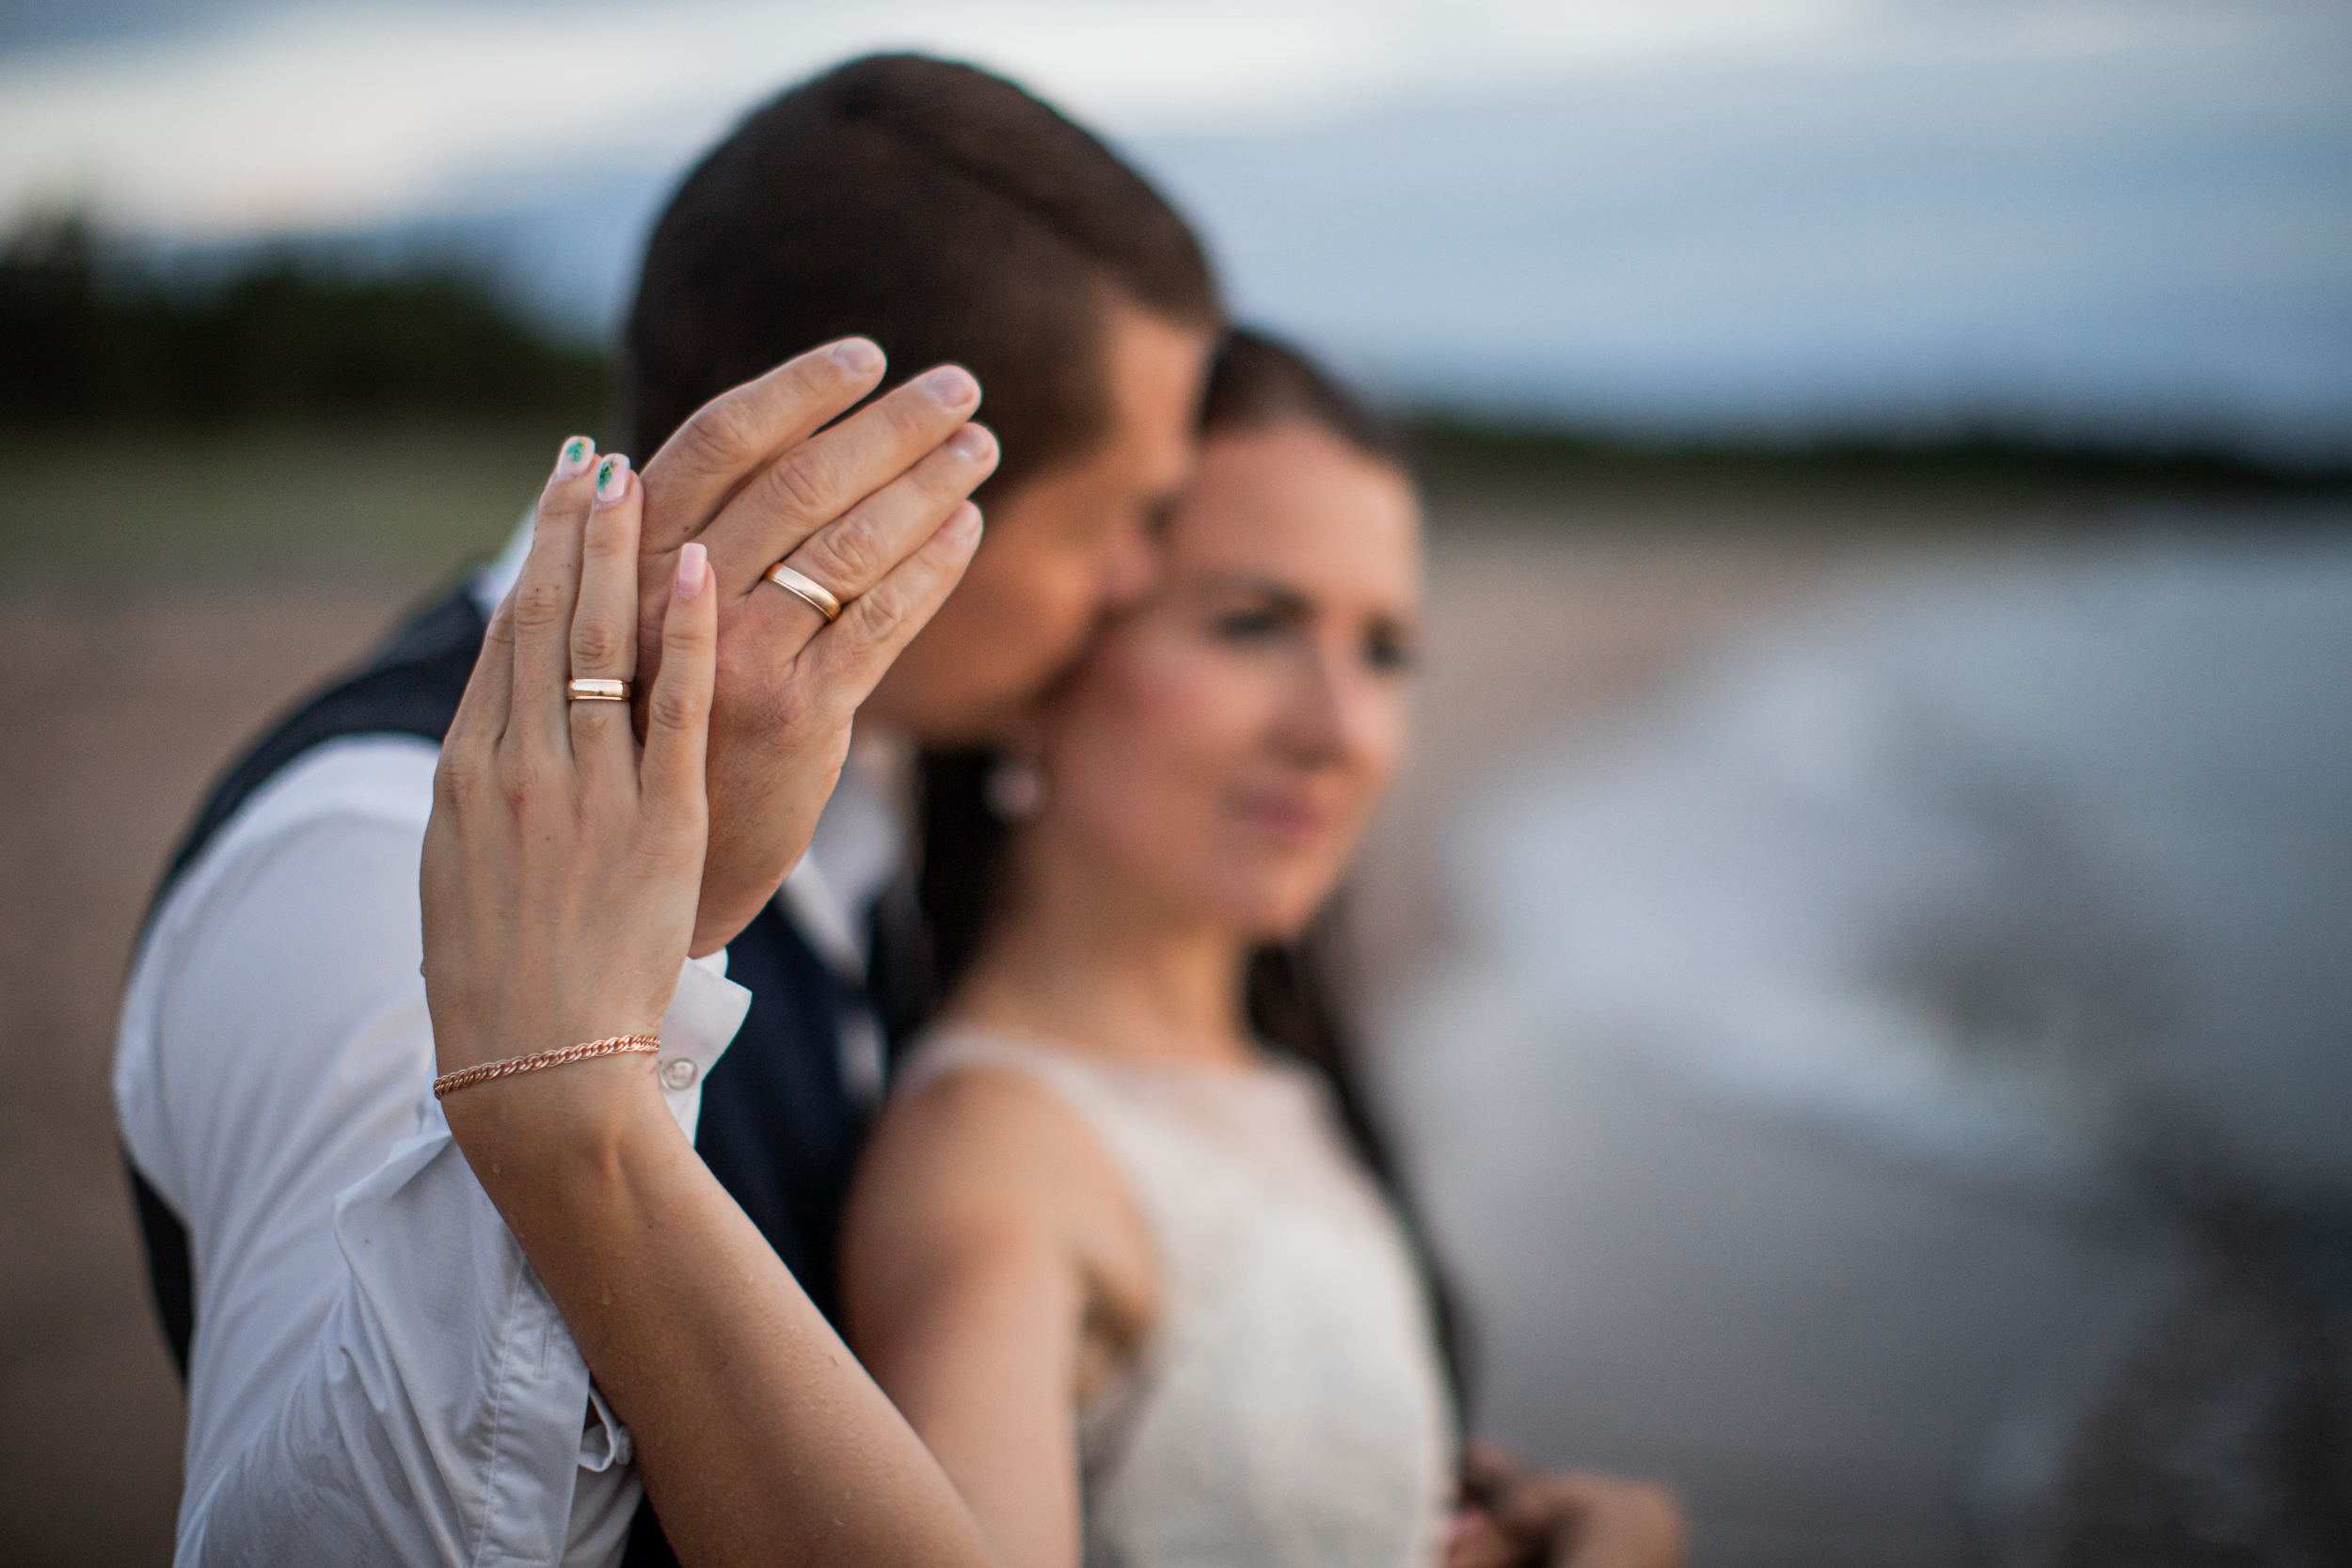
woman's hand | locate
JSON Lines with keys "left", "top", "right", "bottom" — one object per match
{"left": 417, "top": 437, "right": 1001, "bottom": 1568}
{"left": 421, "top": 439, "right": 717, "bottom": 1111}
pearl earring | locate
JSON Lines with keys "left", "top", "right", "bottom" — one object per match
{"left": 984, "top": 755, "right": 1046, "bottom": 821}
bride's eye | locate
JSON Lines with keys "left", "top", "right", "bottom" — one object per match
{"left": 1211, "top": 607, "right": 1285, "bottom": 643}
{"left": 1365, "top": 624, "right": 1416, "bottom": 673}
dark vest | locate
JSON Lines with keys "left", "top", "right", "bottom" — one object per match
{"left": 129, "top": 584, "right": 900, "bottom": 1568}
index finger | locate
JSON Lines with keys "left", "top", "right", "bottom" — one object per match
{"left": 446, "top": 592, "right": 516, "bottom": 755}
{"left": 638, "top": 338, "right": 888, "bottom": 555}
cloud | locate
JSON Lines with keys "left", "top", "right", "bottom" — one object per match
{"left": 4, "top": 0, "right": 2345, "bottom": 448}
{"left": 1130, "top": 13, "right": 2352, "bottom": 449}
{"left": 0, "top": 0, "right": 2268, "bottom": 234}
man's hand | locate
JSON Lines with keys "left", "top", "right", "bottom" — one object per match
{"left": 1448, "top": 1440, "right": 1688, "bottom": 1568}
{"left": 622, "top": 338, "right": 1001, "bottom": 954}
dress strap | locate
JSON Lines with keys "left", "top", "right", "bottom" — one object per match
{"left": 893, "top": 1027, "right": 1141, "bottom": 1141}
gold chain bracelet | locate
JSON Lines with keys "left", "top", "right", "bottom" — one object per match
{"left": 432, "top": 1034, "right": 661, "bottom": 1100}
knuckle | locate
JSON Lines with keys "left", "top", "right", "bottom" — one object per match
{"left": 881, "top": 385, "right": 937, "bottom": 438}
{"left": 433, "top": 755, "right": 473, "bottom": 808}
{"left": 570, "top": 619, "right": 623, "bottom": 671}
{"left": 798, "top": 515, "right": 884, "bottom": 590}
{"left": 822, "top": 608, "right": 890, "bottom": 673}
{"left": 437, "top": 739, "right": 488, "bottom": 790}
{"left": 649, "top": 682, "right": 707, "bottom": 734}
{"left": 767, "top": 445, "right": 842, "bottom": 521}
{"left": 849, "top": 573, "right": 912, "bottom": 633}
{"left": 580, "top": 514, "right": 634, "bottom": 561}
{"left": 511, "top": 578, "right": 568, "bottom": 633}
{"left": 499, "top": 755, "right": 552, "bottom": 818}
{"left": 918, "top": 444, "right": 983, "bottom": 498}
{"left": 787, "top": 344, "right": 848, "bottom": 397}
{"left": 673, "top": 396, "right": 759, "bottom": 477}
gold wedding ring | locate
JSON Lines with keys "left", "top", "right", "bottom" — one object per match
{"left": 761, "top": 561, "right": 844, "bottom": 622}
{"left": 566, "top": 677, "right": 631, "bottom": 703}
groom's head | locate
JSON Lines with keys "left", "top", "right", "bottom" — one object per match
{"left": 626, "top": 54, "right": 1221, "bottom": 739}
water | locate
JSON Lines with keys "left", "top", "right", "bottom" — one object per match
{"left": 1389, "top": 529, "right": 2352, "bottom": 1562}
{"left": 1462, "top": 531, "right": 2352, "bottom": 1211}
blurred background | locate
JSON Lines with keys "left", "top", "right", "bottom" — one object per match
{"left": 2, "top": 2, "right": 2347, "bottom": 1564}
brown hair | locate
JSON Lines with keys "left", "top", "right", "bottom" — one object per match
{"left": 621, "top": 54, "right": 1220, "bottom": 499}
{"left": 1198, "top": 326, "right": 1408, "bottom": 466}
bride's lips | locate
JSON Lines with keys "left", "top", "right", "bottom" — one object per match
{"left": 1230, "top": 791, "right": 1331, "bottom": 845}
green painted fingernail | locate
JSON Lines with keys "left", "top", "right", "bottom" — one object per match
{"left": 596, "top": 453, "right": 631, "bottom": 503}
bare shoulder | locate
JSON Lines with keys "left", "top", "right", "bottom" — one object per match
{"left": 851, "top": 1061, "right": 1125, "bottom": 1250}
{"left": 843, "top": 1057, "right": 1155, "bottom": 1361}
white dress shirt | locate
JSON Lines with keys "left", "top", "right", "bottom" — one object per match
{"left": 115, "top": 531, "right": 899, "bottom": 1567}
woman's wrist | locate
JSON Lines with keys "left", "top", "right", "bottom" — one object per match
{"left": 434, "top": 1033, "right": 661, "bottom": 1101}
{"left": 443, "top": 1048, "right": 684, "bottom": 1205}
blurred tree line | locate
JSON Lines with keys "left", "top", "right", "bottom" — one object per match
{"left": 4, "top": 212, "right": 2338, "bottom": 503}
{"left": 1406, "top": 416, "right": 2351, "bottom": 505}
{"left": 0, "top": 214, "right": 607, "bottom": 427}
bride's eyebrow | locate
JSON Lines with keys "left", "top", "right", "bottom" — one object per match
{"left": 1190, "top": 572, "right": 1311, "bottom": 615}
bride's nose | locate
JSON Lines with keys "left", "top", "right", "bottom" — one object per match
{"left": 1269, "top": 636, "right": 1389, "bottom": 768}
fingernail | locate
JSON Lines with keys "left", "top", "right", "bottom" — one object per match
{"left": 946, "top": 502, "right": 984, "bottom": 545}
{"left": 596, "top": 453, "right": 631, "bottom": 503}
{"left": 675, "top": 542, "right": 708, "bottom": 600}
{"left": 946, "top": 424, "right": 994, "bottom": 463}
{"left": 555, "top": 436, "right": 596, "bottom": 479}
{"left": 917, "top": 365, "right": 979, "bottom": 408}
{"left": 830, "top": 337, "right": 883, "bottom": 375}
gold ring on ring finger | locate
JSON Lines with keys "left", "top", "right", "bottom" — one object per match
{"left": 761, "top": 562, "right": 845, "bottom": 622}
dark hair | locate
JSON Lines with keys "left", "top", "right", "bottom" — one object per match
{"left": 621, "top": 54, "right": 1219, "bottom": 500}
{"left": 1199, "top": 326, "right": 1407, "bottom": 462}
{"left": 911, "top": 328, "right": 1471, "bottom": 1418}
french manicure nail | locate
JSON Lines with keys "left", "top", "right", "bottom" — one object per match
{"left": 676, "top": 542, "right": 708, "bottom": 599}
{"left": 831, "top": 337, "right": 883, "bottom": 374}
{"left": 554, "top": 436, "right": 595, "bottom": 479}
{"left": 918, "top": 365, "right": 979, "bottom": 407}
{"left": 946, "top": 424, "right": 994, "bottom": 462}
{"left": 596, "top": 454, "right": 631, "bottom": 503}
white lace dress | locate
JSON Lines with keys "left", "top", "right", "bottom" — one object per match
{"left": 895, "top": 1026, "right": 1456, "bottom": 1568}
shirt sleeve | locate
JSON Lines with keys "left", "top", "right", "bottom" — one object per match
{"left": 123, "top": 778, "right": 749, "bottom": 1568}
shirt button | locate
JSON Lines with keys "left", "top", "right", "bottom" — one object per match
{"left": 659, "top": 1056, "right": 699, "bottom": 1092}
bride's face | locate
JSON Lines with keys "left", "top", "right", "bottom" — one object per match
{"left": 1030, "top": 420, "right": 1422, "bottom": 942}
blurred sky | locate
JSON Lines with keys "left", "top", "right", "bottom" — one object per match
{"left": 4, "top": 0, "right": 2348, "bottom": 455}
